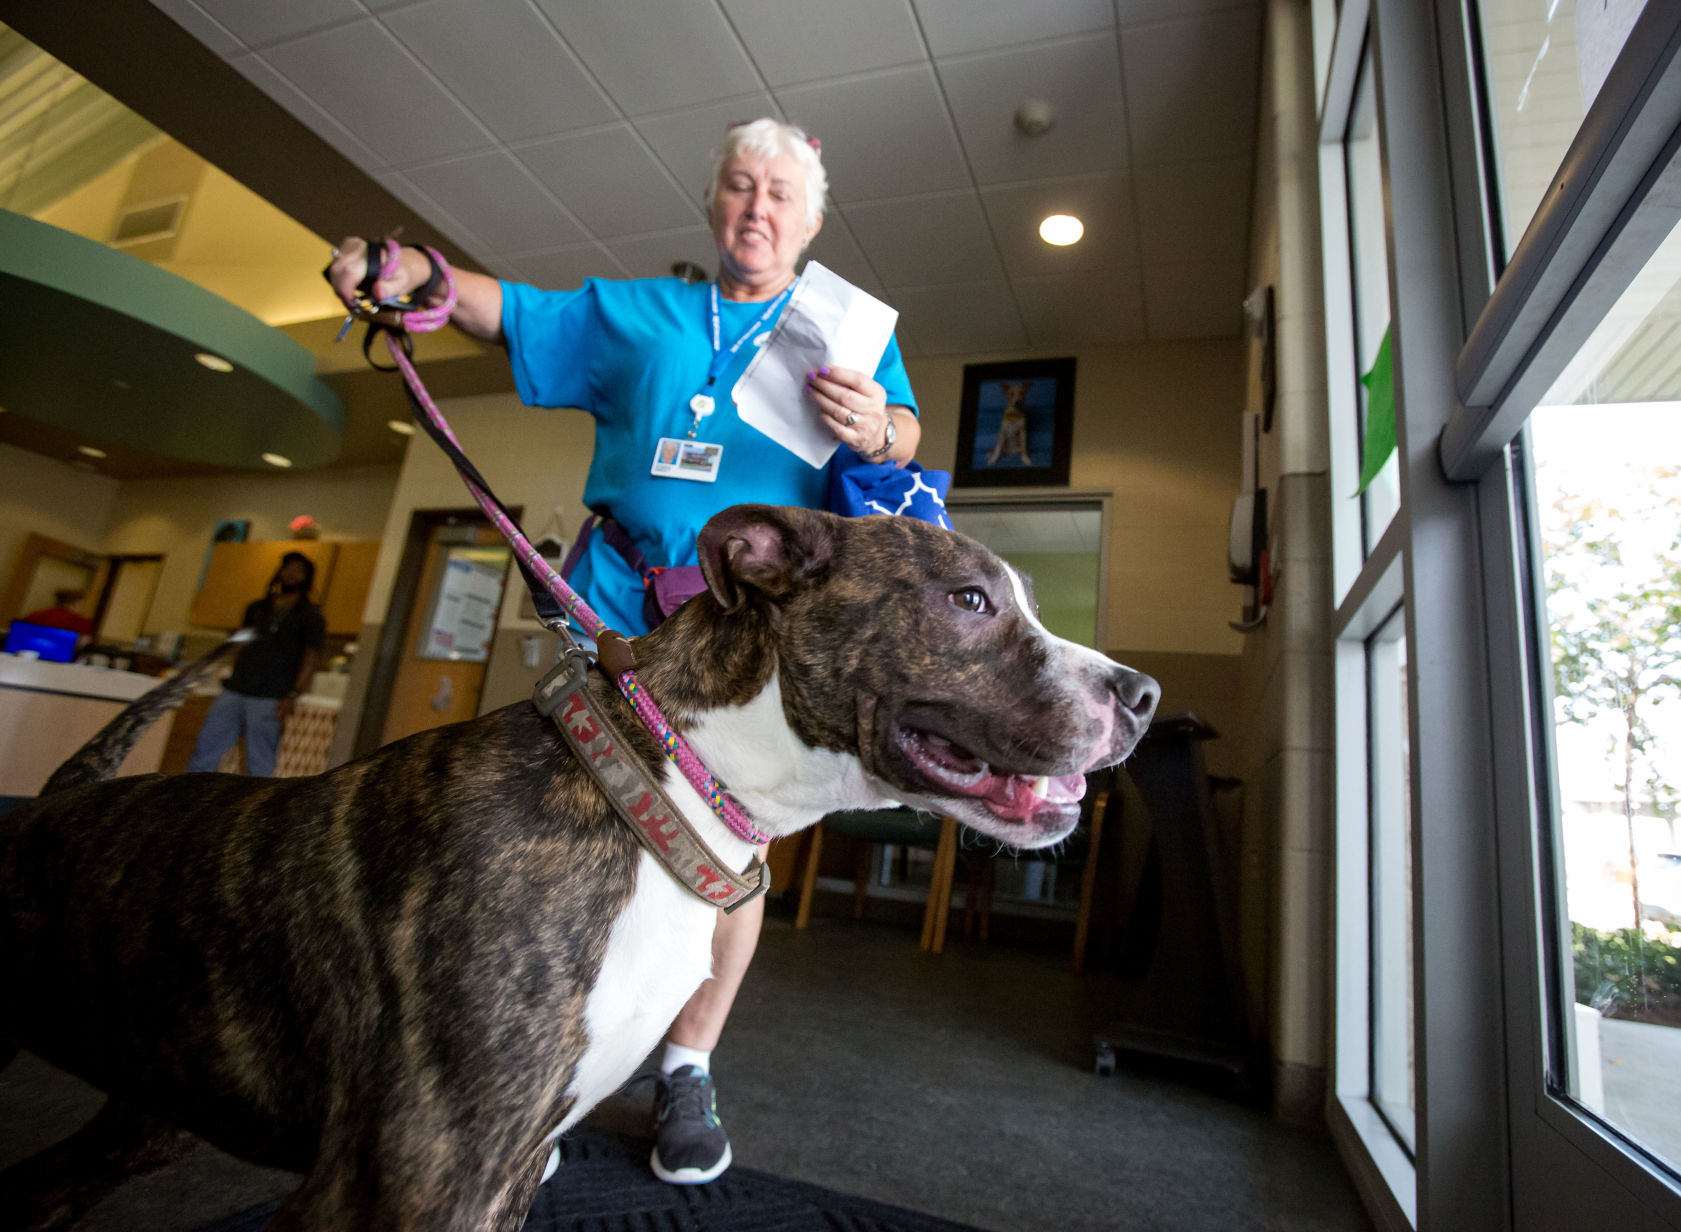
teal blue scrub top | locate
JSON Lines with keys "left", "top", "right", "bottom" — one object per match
{"left": 502, "top": 274, "right": 917, "bottom": 635}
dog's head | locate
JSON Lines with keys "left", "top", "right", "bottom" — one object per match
{"left": 688, "top": 505, "right": 1157, "bottom": 848}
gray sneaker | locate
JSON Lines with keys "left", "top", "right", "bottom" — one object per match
{"left": 649, "top": 1065, "right": 733, "bottom": 1184}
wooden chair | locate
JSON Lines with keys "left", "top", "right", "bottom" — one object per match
{"left": 795, "top": 808, "right": 960, "bottom": 953}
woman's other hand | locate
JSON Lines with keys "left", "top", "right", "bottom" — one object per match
{"left": 807, "top": 365, "right": 890, "bottom": 453}
{"left": 324, "top": 238, "right": 432, "bottom": 310}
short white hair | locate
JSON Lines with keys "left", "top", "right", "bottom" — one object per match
{"left": 704, "top": 118, "right": 828, "bottom": 229}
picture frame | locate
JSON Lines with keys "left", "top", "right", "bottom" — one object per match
{"left": 952, "top": 358, "right": 1076, "bottom": 488}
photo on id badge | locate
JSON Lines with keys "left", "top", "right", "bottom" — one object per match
{"left": 651, "top": 436, "right": 722, "bottom": 482}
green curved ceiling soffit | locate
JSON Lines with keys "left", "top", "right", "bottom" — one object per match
{"left": 0, "top": 209, "right": 343, "bottom": 469}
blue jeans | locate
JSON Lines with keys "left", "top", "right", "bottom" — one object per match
{"left": 188, "top": 689, "right": 284, "bottom": 776}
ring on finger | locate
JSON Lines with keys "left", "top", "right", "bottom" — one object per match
{"left": 845, "top": 412, "right": 857, "bottom": 426}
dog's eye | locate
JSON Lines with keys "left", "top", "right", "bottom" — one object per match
{"left": 948, "top": 587, "right": 991, "bottom": 614}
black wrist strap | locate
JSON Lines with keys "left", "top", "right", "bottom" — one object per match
{"left": 355, "top": 237, "right": 384, "bottom": 296}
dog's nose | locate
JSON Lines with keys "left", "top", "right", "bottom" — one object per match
{"left": 1114, "top": 668, "right": 1160, "bottom": 726}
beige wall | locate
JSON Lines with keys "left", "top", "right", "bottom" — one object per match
{"left": 103, "top": 463, "right": 400, "bottom": 638}
{"left": 0, "top": 441, "right": 121, "bottom": 593}
{"left": 1236, "top": 0, "right": 1336, "bottom": 1123}
{"left": 905, "top": 339, "right": 1247, "bottom": 659}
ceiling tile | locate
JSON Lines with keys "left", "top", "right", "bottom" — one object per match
{"left": 777, "top": 67, "right": 970, "bottom": 202}
{"left": 405, "top": 152, "right": 585, "bottom": 254}
{"left": 260, "top": 21, "right": 493, "bottom": 166}
{"left": 500, "top": 243, "right": 628, "bottom": 290}
{"left": 980, "top": 172, "right": 1137, "bottom": 277}
{"left": 516, "top": 126, "right": 704, "bottom": 238}
{"left": 193, "top": 0, "right": 361, "bottom": 47}
{"left": 721, "top": 0, "right": 923, "bottom": 87}
{"left": 1122, "top": 10, "right": 1263, "bottom": 167}
{"left": 938, "top": 34, "right": 1128, "bottom": 184}
{"left": 1133, "top": 157, "right": 1252, "bottom": 267}
{"left": 801, "top": 214, "right": 884, "bottom": 295}
{"left": 634, "top": 92, "right": 781, "bottom": 208}
{"left": 374, "top": 170, "right": 492, "bottom": 258}
{"left": 148, "top": 0, "right": 246, "bottom": 58}
{"left": 530, "top": 0, "right": 761, "bottom": 115}
{"left": 230, "top": 52, "right": 388, "bottom": 172}
{"left": 843, "top": 191, "right": 1003, "bottom": 288}
{"left": 1117, "top": 0, "right": 1261, "bottom": 23}
{"left": 889, "top": 281, "right": 1026, "bottom": 355}
{"left": 912, "top": 0, "right": 1112, "bottom": 58}
{"left": 1143, "top": 260, "right": 1245, "bottom": 339}
{"left": 604, "top": 227, "right": 718, "bottom": 281}
{"left": 1013, "top": 270, "right": 1147, "bottom": 349}
{"left": 381, "top": 0, "right": 617, "bottom": 143}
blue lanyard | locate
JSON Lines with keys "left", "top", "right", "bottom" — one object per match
{"left": 706, "top": 279, "right": 795, "bottom": 388}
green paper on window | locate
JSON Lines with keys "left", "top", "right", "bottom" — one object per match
{"left": 1356, "top": 325, "right": 1396, "bottom": 496}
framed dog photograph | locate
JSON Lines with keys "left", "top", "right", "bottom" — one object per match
{"left": 953, "top": 358, "right": 1076, "bottom": 488}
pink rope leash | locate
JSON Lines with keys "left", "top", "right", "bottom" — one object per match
{"left": 374, "top": 244, "right": 768, "bottom": 847}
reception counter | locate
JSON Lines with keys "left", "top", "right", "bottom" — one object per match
{"left": 0, "top": 655, "right": 174, "bottom": 797}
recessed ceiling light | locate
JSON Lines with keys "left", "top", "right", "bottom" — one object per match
{"left": 1039, "top": 214, "right": 1084, "bottom": 246}
{"left": 261, "top": 452, "right": 293, "bottom": 468}
{"left": 195, "top": 352, "right": 235, "bottom": 373}
{"left": 387, "top": 419, "right": 416, "bottom": 436}
{"left": 112, "top": 379, "right": 132, "bottom": 390}
{"left": 78, "top": 445, "right": 107, "bottom": 458}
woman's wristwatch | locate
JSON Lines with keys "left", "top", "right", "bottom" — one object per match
{"left": 861, "top": 411, "right": 897, "bottom": 460}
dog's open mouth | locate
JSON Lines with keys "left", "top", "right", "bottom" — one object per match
{"left": 895, "top": 725, "right": 1085, "bottom": 824}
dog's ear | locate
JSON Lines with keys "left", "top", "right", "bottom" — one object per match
{"left": 698, "top": 505, "right": 837, "bottom": 613}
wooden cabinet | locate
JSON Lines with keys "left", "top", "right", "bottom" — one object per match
{"left": 191, "top": 540, "right": 379, "bottom": 635}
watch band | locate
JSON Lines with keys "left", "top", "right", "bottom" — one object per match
{"left": 861, "top": 411, "right": 898, "bottom": 459}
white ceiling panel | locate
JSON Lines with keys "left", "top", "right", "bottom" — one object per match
{"left": 374, "top": 169, "right": 493, "bottom": 256}
{"left": 259, "top": 21, "right": 492, "bottom": 167}
{"left": 148, "top": 0, "right": 245, "bottom": 58}
{"left": 515, "top": 126, "right": 703, "bottom": 239}
{"left": 1143, "top": 260, "right": 1245, "bottom": 338}
{"left": 890, "top": 281, "right": 1026, "bottom": 355}
{"left": 530, "top": 0, "right": 761, "bottom": 116}
{"left": 801, "top": 216, "right": 885, "bottom": 295}
{"left": 404, "top": 151, "right": 586, "bottom": 255}
{"left": 633, "top": 92, "right": 782, "bottom": 208}
{"left": 844, "top": 191, "right": 1004, "bottom": 288}
{"left": 1117, "top": 0, "right": 1262, "bottom": 24}
{"left": 604, "top": 227, "right": 718, "bottom": 281}
{"left": 937, "top": 34, "right": 1130, "bottom": 183}
{"left": 1121, "top": 10, "right": 1263, "bottom": 168}
{"left": 912, "top": 0, "right": 1112, "bottom": 59}
{"left": 231, "top": 52, "right": 388, "bottom": 173}
{"left": 499, "top": 242, "right": 628, "bottom": 290}
{"left": 1134, "top": 157, "right": 1252, "bottom": 266}
{"left": 777, "top": 66, "right": 970, "bottom": 203}
{"left": 191, "top": 0, "right": 361, "bottom": 48}
{"left": 1014, "top": 270, "right": 1148, "bottom": 348}
{"left": 980, "top": 172, "right": 1138, "bottom": 277}
{"left": 721, "top": 0, "right": 923, "bottom": 87}
{"left": 381, "top": 0, "right": 617, "bottom": 143}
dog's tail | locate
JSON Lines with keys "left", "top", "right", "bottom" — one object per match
{"left": 39, "top": 631, "right": 256, "bottom": 797}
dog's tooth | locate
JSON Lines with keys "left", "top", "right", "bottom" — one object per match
{"left": 1031, "top": 775, "right": 1050, "bottom": 799}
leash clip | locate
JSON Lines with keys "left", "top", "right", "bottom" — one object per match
{"left": 533, "top": 643, "right": 595, "bottom": 718}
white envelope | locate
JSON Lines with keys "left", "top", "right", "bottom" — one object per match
{"left": 733, "top": 261, "right": 899, "bottom": 468}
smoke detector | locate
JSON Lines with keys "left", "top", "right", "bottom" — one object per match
{"left": 1014, "top": 99, "right": 1057, "bottom": 137}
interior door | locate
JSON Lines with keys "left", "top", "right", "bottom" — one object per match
{"left": 378, "top": 520, "right": 511, "bottom": 748}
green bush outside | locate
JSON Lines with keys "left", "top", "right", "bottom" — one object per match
{"left": 1573, "top": 922, "right": 1681, "bottom": 1024}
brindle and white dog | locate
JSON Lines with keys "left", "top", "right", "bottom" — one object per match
{"left": 0, "top": 504, "right": 1157, "bottom": 1231}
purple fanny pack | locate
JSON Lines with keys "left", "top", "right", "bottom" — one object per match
{"left": 561, "top": 515, "right": 707, "bottom": 629}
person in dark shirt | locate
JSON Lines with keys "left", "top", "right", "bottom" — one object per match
{"left": 188, "top": 552, "right": 324, "bottom": 776}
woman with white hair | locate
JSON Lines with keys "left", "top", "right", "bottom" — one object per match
{"left": 328, "top": 118, "right": 919, "bottom": 1187}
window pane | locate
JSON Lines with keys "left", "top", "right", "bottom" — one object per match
{"left": 1528, "top": 209, "right": 1681, "bottom": 1174}
{"left": 1369, "top": 609, "right": 1415, "bottom": 1151}
{"left": 1345, "top": 54, "right": 1398, "bottom": 553}
{"left": 1476, "top": 0, "right": 1647, "bottom": 258}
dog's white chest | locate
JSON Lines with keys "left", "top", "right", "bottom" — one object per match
{"left": 552, "top": 852, "right": 718, "bottom": 1135}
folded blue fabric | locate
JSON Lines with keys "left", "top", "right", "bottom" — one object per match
{"left": 827, "top": 448, "right": 953, "bottom": 528}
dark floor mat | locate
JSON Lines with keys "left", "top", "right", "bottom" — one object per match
{"left": 197, "top": 1125, "right": 988, "bottom": 1232}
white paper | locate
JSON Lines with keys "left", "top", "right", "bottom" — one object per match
{"left": 734, "top": 261, "right": 899, "bottom": 468}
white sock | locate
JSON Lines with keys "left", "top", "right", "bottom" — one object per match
{"left": 661, "top": 1042, "right": 712, "bottom": 1075}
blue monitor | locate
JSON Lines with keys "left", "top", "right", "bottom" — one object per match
{"left": 4, "top": 620, "right": 81, "bottom": 664}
